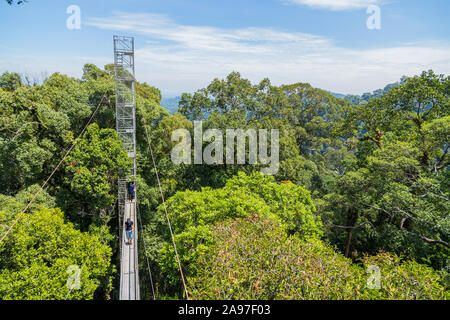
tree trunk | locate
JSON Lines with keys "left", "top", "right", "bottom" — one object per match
{"left": 344, "top": 207, "right": 358, "bottom": 258}
{"left": 345, "top": 228, "right": 353, "bottom": 258}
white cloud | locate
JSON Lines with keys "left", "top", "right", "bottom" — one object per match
{"left": 3, "top": 12, "right": 445, "bottom": 96}
{"left": 82, "top": 12, "right": 450, "bottom": 96}
{"left": 287, "top": 0, "right": 382, "bottom": 11}
{"left": 0, "top": 53, "right": 110, "bottom": 84}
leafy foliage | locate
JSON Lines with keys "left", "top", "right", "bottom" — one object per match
{"left": 0, "top": 64, "right": 448, "bottom": 300}
{"left": 148, "top": 172, "right": 319, "bottom": 295}
{"left": 189, "top": 216, "right": 447, "bottom": 300}
{"left": 0, "top": 64, "right": 165, "bottom": 300}
{"left": 60, "top": 123, "right": 131, "bottom": 229}
{"left": 0, "top": 208, "right": 113, "bottom": 300}
{"left": 325, "top": 71, "right": 449, "bottom": 269}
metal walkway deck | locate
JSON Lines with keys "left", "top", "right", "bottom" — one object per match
{"left": 119, "top": 200, "right": 140, "bottom": 300}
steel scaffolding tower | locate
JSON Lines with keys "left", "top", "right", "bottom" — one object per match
{"left": 114, "top": 35, "right": 140, "bottom": 300}
{"left": 114, "top": 35, "right": 137, "bottom": 217}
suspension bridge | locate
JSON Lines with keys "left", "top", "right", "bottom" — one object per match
{"left": 113, "top": 35, "right": 140, "bottom": 300}
{"left": 0, "top": 35, "right": 187, "bottom": 300}
{"left": 114, "top": 36, "right": 187, "bottom": 300}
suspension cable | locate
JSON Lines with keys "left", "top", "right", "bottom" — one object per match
{"left": 0, "top": 93, "right": 109, "bottom": 246}
{"left": 136, "top": 197, "right": 156, "bottom": 300}
{"left": 143, "top": 126, "right": 189, "bottom": 299}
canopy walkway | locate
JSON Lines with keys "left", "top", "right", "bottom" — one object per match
{"left": 119, "top": 199, "right": 140, "bottom": 300}
{"left": 0, "top": 35, "right": 186, "bottom": 301}
{"left": 113, "top": 35, "right": 140, "bottom": 300}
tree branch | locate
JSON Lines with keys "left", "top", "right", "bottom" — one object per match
{"left": 419, "top": 235, "right": 450, "bottom": 248}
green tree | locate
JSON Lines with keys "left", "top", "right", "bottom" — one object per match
{"left": 5, "top": 0, "right": 28, "bottom": 4}
{"left": 189, "top": 215, "right": 361, "bottom": 300}
{"left": 60, "top": 123, "right": 131, "bottom": 229}
{"left": 327, "top": 70, "right": 449, "bottom": 268}
{"left": 189, "top": 216, "right": 448, "bottom": 300}
{"left": 148, "top": 172, "right": 320, "bottom": 296}
{"left": 0, "top": 72, "right": 22, "bottom": 91}
{"left": 0, "top": 208, "right": 114, "bottom": 300}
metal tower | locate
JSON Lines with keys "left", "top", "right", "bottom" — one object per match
{"left": 114, "top": 35, "right": 140, "bottom": 300}
{"left": 114, "top": 35, "right": 137, "bottom": 218}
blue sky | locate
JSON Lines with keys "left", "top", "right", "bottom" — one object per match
{"left": 0, "top": 0, "right": 449, "bottom": 97}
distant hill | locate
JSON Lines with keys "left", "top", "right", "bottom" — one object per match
{"left": 161, "top": 96, "right": 181, "bottom": 114}
{"left": 327, "top": 76, "right": 407, "bottom": 105}
{"left": 162, "top": 76, "right": 408, "bottom": 113}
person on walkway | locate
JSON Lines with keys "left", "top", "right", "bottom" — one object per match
{"left": 125, "top": 218, "right": 134, "bottom": 245}
{"left": 128, "top": 182, "right": 135, "bottom": 202}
